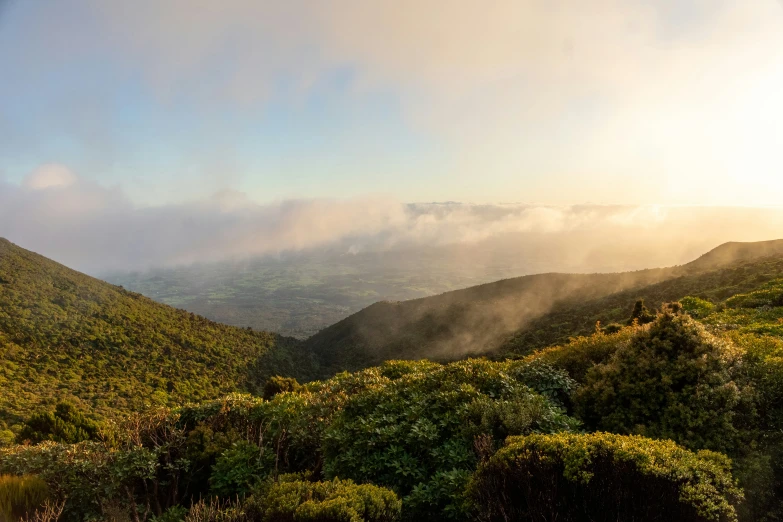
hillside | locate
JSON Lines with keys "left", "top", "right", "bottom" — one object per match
{"left": 305, "top": 239, "right": 783, "bottom": 376}
{"left": 0, "top": 238, "right": 312, "bottom": 434}
{"left": 500, "top": 250, "right": 783, "bottom": 356}
{"left": 5, "top": 277, "right": 783, "bottom": 521}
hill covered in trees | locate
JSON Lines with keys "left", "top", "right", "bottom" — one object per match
{"left": 305, "top": 240, "right": 783, "bottom": 376}
{"left": 0, "top": 238, "right": 314, "bottom": 441}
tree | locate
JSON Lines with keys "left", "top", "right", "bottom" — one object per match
{"left": 627, "top": 299, "right": 655, "bottom": 326}
{"left": 17, "top": 403, "right": 99, "bottom": 445}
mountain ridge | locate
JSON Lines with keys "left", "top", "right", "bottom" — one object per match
{"left": 304, "top": 238, "right": 783, "bottom": 375}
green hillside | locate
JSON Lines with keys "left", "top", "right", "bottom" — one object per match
{"left": 0, "top": 238, "right": 312, "bottom": 436}
{"left": 305, "top": 240, "right": 783, "bottom": 376}
{"left": 7, "top": 277, "right": 783, "bottom": 521}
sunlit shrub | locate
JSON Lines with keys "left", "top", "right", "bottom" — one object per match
{"left": 469, "top": 432, "right": 743, "bottom": 522}
{"left": 575, "top": 311, "right": 753, "bottom": 454}
{"left": 249, "top": 475, "right": 401, "bottom": 522}
{"left": 681, "top": 296, "right": 716, "bottom": 319}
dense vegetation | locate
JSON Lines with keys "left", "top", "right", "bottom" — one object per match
{"left": 0, "top": 239, "right": 314, "bottom": 441}
{"left": 0, "top": 356, "right": 742, "bottom": 522}
{"left": 5, "top": 238, "right": 783, "bottom": 520}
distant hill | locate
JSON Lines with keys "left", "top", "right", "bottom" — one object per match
{"left": 0, "top": 238, "right": 312, "bottom": 432}
{"left": 500, "top": 251, "right": 783, "bottom": 356}
{"left": 304, "top": 239, "right": 783, "bottom": 376}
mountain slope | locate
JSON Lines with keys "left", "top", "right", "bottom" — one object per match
{"left": 305, "top": 239, "right": 783, "bottom": 376}
{"left": 500, "top": 251, "right": 783, "bottom": 356}
{"left": 0, "top": 238, "right": 311, "bottom": 432}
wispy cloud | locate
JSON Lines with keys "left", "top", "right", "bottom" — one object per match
{"left": 2, "top": 1, "right": 782, "bottom": 204}
{"left": 3, "top": 165, "right": 782, "bottom": 274}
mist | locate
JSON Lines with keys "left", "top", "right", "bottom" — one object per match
{"left": 2, "top": 166, "right": 783, "bottom": 277}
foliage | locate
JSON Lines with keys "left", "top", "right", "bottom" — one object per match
{"left": 681, "top": 296, "right": 716, "bottom": 318}
{"left": 725, "top": 279, "right": 783, "bottom": 309}
{"left": 526, "top": 327, "right": 636, "bottom": 383}
{"left": 151, "top": 504, "right": 188, "bottom": 522}
{"left": 322, "top": 359, "right": 578, "bottom": 520}
{"left": 263, "top": 377, "right": 301, "bottom": 401}
{"left": 627, "top": 299, "right": 655, "bottom": 325}
{"left": 503, "top": 255, "right": 783, "bottom": 357}
{"left": 210, "top": 441, "right": 267, "bottom": 498}
{"left": 0, "top": 474, "right": 50, "bottom": 521}
{"left": 0, "top": 238, "right": 308, "bottom": 436}
{"left": 17, "top": 402, "right": 99, "bottom": 445}
{"left": 574, "top": 310, "right": 753, "bottom": 454}
{"left": 469, "top": 432, "right": 743, "bottom": 522}
{"left": 248, "top": 475, "right": 401, "bottom": 522}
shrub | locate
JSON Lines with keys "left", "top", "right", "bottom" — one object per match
{"left": 681, "top": 296, "right": 716, "bottom": 319}
{"left": 0, "top": 474, "right": 50, "bottom": 521}
{"left": 323, "top": 359, "right": 578, "bottom": 521}
{"left": 17, "top": 403, "right": 99, "bottom": 445}
{"left": 528, "top": 327, "right": 636, "bottom": 383}
{"left": 262, "top": 377, "right": 301, "bottom": 401}
{"left": 210, "top": 441, "right": 268, "bottom": 497}
{"left": 469, "top": 432, "right": 743, "bottom": 522}
{"left": 249, "top": 475, "right": 401, "bottom": 522}
{"left": 575, "top": 311, "right": 753, "bottom": 454}
{"left": 151, "top": 505, "right": 188, "bottom": 522}
{"left": 627, "top": 299, "right": 655, "bottom": 326}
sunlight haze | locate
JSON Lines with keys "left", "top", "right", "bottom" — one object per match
{"left": 1, "top": 0, "right": 781, "bottom": 207}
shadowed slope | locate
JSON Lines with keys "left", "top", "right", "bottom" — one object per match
{"left": 305, "top": 239, "right": 783, "bottom": 376}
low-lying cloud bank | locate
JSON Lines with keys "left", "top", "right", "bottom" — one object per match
{"left": 2, "top": 165, "right": 783, "bottom": 274}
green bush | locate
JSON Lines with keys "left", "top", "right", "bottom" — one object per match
{"left": 151, "top": 505, "right": 188, "bottom": 522}
{"left": 210, "top": 441, "right": 268, "bottom": 497}
{"left": 627, "top": 299, "right": 655, "bottom": 326}
{"left": 17, "top": 402, "right": 99, "bottom": 444}
{"left": 263, "top": 377, "right": 301, "bottom": 401}
{"left": 681, "top": 296, "right": 716, "bottom": 318}
{"left": 323, "top": 359, "right": 578, "bottom": 521}
{"left": 469, "top": 432, "right": 743, "bottom": 522}
{"left": 575, "top": 310, "right": 753, "bottom": 454}
{"left": 249, "top": 475, "right": 401, "bottom": 522}
{"left": 527, "top": 327, "right": 636, "bottom": 383}
{"left": 0, "top": 474, "right": 50, "bottom": 521}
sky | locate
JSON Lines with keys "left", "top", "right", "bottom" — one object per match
{"left": 1, "top": 1, "right": 783, "bottom": 273}
{"left": 1, "top": 0, "right": 782, "bottom": 208}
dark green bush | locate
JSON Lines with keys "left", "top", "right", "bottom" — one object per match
{"left": 469, "top": 432, "right": 743, "bottom": 522}
{"left": 627, "top": 299, "right": 655, "bottom": 326}
{"left": 210, "top": 441, "right": 268, "bottom": 497}
{"left": 17, "top": 402, "right": 99, "bottom": 444}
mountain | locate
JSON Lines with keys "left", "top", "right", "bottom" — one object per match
{"left": 304, "top": 239, "right": 783, "bottom": 376}
{"left": 0, "top": 238, "right": 312, "bottom": 432}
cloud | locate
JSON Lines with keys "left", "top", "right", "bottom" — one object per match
{"left": 23, "top": 164, "right": 79, "bottom": 190}
{"left": 2, "top": 166, "right": 783, "bottom": 274}
{"left": 3, "top": 1, "right": 782, "bottom": 207}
